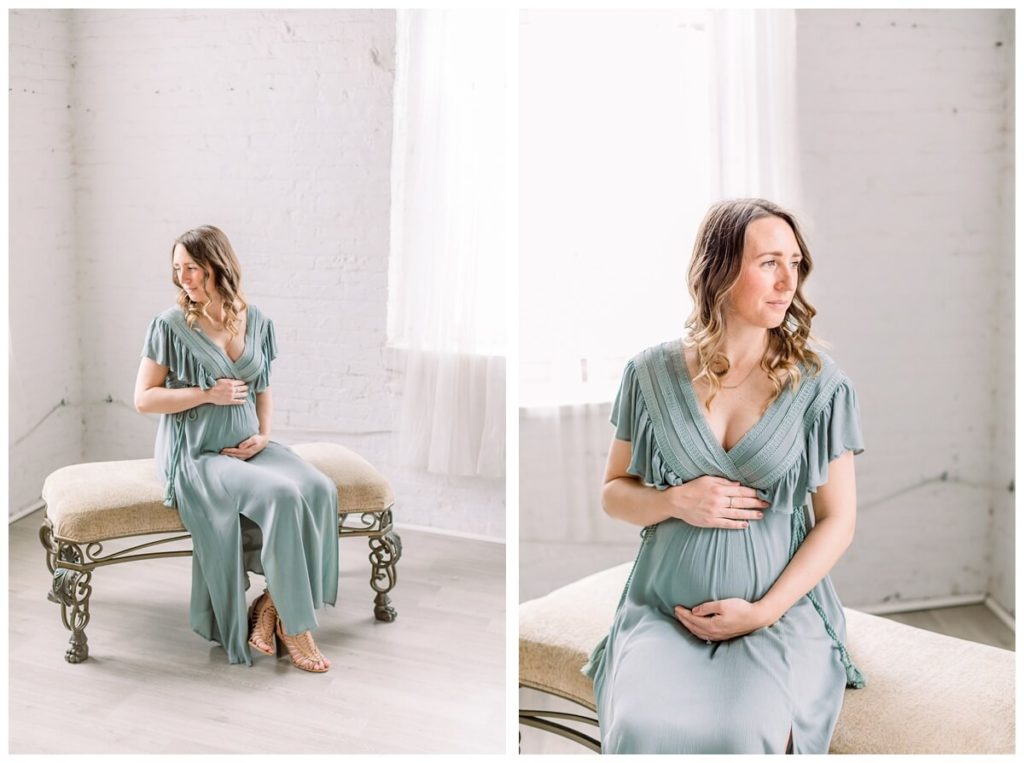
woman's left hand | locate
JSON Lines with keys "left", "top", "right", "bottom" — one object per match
{"left": 674, "top": 598, "right": 770, "bottom": 642}
{"left": 221, "top": 434, "right": 269, "bottom": 461}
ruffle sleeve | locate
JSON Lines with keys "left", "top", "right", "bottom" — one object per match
{"left": 805, "top": 376, "right": 865, "bottom": 496}
{"left": 253, "top": 316, "right": 278, "bottom": 393}
{"left": 609, "top": 359, "right": 678, "bottom": 490}
{"left": 738, "top": 374, "right": 865, "bottom": 516}
{"left": 610, "top": 359, "right": 640, "bottom": 441}
{"left": 141, "top": 315, "right": 217, "bottom": 391}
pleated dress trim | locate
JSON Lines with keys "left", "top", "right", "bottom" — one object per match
{"left": 582, "top": 339, "right": 866, "bottom": 688}
{"left": 146, "top": 305, "right": 277, "bottom": 508}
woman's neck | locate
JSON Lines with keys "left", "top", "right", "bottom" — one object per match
{"left": 718, "top": 325, "right": 769, "bottom": 369}
{"left": 200, "top": 297, "right": 230, "bottom": 327}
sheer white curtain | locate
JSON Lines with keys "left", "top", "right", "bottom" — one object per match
{"left": 711, "top": 9, "right": 801, "bottom": 206}
{"left": 519, "top": 10, "right": 711, "bottom": 409}
{"left": 388, "top": 10, "right": 508, "bottom": 479}
{"left": 520, "top": 9, "right": 799, "bottom": 411}
{"left": 519, "top": 9, "right": 800, "bottom": 549}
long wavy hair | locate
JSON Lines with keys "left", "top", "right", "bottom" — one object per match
{"left": 171, "top": 225, "right": 247, "bottom": 336}
{"left": 683, "top": 198, "right": 825, "bottom": 415}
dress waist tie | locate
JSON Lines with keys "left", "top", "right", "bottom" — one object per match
{"left": 790, "top": 506, "right": 866, "bottom": 688}
{"left": 163, "top": 409, "right": 196, "bottom": 508}
{"left": 581, "top": 523, "right": 658, "bottom": 679}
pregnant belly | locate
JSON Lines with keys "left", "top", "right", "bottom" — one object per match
{"left": 643, "top": 514, "right": 793, "bottom": 609}
{"left": 191, "top": 402, "right": 261, "bottom": 452}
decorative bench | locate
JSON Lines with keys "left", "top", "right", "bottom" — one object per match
{"left": 39, "top": 442, "right": 402, "bottom": 664}
{"left": 520, "top": 563, "right": 1015, "bottom": 754}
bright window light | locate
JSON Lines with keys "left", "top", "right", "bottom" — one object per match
{"left": 520, "top": 10, "right": 714, "bottom": 407}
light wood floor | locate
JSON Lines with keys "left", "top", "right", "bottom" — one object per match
{"left": 10, "top": 508, "right": 505, "bottom": 754}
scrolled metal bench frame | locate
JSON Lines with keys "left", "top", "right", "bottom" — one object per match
{"left": 39, "top": 506, "right": 402, "bottom": 663}
{"left": 518, "top": 683, "right": 601, "bottom": 753}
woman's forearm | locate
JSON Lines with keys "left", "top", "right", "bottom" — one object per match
{"left": 136, "top": 386, "right": 210, "bottom": 415}
{"left": 755, "top": 515, "right": 854, "bottom": 625}
{"left": 602, "top": 476, "right": 675, "bottom": 527}
{"left": 255, "top": 389, "right": 272, "bottom": 436}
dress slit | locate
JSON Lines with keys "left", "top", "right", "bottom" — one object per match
{"left": 240, "top": 499, "right": 321, "bottom": 638}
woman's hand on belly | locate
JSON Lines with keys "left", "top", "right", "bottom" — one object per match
{"left": 220, "top": 433, "right": 269, "bottom": 461}
{"left": 666, "top": 476, "right": 770, "bottom": 529}
{"left": 208, "top": 377, "right": 250, "bottom": 406}
{"left": 673, "top": 598, "right": 771, "bottom": 642}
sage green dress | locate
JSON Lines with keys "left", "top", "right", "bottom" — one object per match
{"left": 141, "top": 304, "right": 339, "bottom": 666}
{"left": 583, "top": 339, "right": 865, "bottom": 754}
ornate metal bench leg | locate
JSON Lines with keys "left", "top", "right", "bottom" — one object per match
{"left": 40, "top": 530, "right": 93, "bottom": 664}
{"left": 53, "top": 566, "right": 92, "bottom": 663}
{"left": 368, "top": 530, "right": 402, "bottom": 622}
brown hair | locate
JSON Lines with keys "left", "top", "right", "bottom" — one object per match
{"left": 683, "top": 198, "right": 825, "bottom": 414}
{"left": 171, "top": 225, "right": 247, "bottom": 337}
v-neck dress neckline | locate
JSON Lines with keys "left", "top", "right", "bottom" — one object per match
{"left": 194, "top": 309, "right": 252, "bottom": 367}
{"left": 670, "top": 340, "right": 790, "bottom": 461}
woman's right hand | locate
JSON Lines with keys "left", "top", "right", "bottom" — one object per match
{"left": 664, "top": 476, "right": 770, "bottom": 529}
{"left": 206, "top": 378, "right": 249, "bottom": 406}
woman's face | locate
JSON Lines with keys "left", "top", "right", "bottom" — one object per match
{"left": 725, "top": 216, "right": 801, "bottom": 330}
{"left": 172, "top": 243, "right": 214, "bottom": 303}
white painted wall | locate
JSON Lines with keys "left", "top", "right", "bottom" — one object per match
{"left": 9, "top": 9, "right": 505, "bottom": 539}
{"left": 9, "top": 10, "right": 82, "bottom": 512}
{"left": 795, "top": 9, "right": 1013, "bottom": 614}
{"left": 988, "top": 19, "right": 1015, "bottom": 616}
{"left": 520, "top": 9, "right": 1014, "bottom": 613}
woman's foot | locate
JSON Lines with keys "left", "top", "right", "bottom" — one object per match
{"left": 247, "top": 590, "right": 277, "bottom": 656}
{"left": 275, "top": 619, "right": 331, "bottom": 673}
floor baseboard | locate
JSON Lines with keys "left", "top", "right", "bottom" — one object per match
{"left": 983, "top": 595, "right": 1016, "bottom": 633}
{"left": 8, "top": 500, "right": 44, "bottom": 524}
{"left": 857, "top": 593, "right": 987, "bottom": 616}
{"left": 396, "top": 521, "right": 504, "bottom": 544}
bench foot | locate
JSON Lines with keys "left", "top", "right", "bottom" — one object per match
{"left": 51, "top": 565, "right": 93, "bottom": 664}
{"left": 369, "top": 530, "right": 402, "bottom": 622}
{"left": 40, "top": 525, "right": 93, "bottom": 663}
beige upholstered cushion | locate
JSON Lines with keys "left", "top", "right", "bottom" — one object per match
{"left": 42, "top": 442, "right": 394, "bottom": 544}
{"left": 520, "top": 563, "right": 1015, "bottom": 754}
{"left": 290, "top": 442, "right": 395, "bottom": 513}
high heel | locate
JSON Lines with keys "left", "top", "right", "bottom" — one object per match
{"left": 247, "top": 591, "right": 276, "bottom": 656}
{"left": 274, "top": 618, "right": 330, "bottom": 673}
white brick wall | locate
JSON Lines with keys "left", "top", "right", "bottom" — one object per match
{"left": 986, "top": 19, "right": 1014, "bottom": 617}
{"left": 10, "top": 9, "right": 505, "bottom": 539}
{"left": 9, "top": 10, "right": 82, "bottom": 511}
{"left": 520, "top": 9, "right": 1014, "bottom": 611}
{"left": 796, "top": 9, "right": 1013, "bottom": 612}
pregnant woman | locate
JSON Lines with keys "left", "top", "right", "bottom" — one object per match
{"left": 134, "top": 225, "right": 339, "bottom": 672}
{"left": 583, "top": 199, "right": 866, "bottom": 753}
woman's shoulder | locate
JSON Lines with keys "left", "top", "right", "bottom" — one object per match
{"left": 627, "top": 337, "right": 683, "bottom": 370}
{"left": 797, "top": 347, "right": 860, "bottom": 422}
{"left": 243, "top": 303, "right": 271, "bottom": 324}
{"left": 151, "top": 305, "right": 183, "bottom": 328}
{"left": 801, "top": 346, "right": 854, "bottom": 387}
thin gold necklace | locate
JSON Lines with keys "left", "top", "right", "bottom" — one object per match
{"left": 721, "top": 361, "right": 760, "bottom": 389}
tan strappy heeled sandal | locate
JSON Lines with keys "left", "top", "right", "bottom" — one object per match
{"left": 275, "top": 618, "right": 331, "bottom": 673}
{"left": 247, "top": 591, "right": 277, "bottom": 656}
